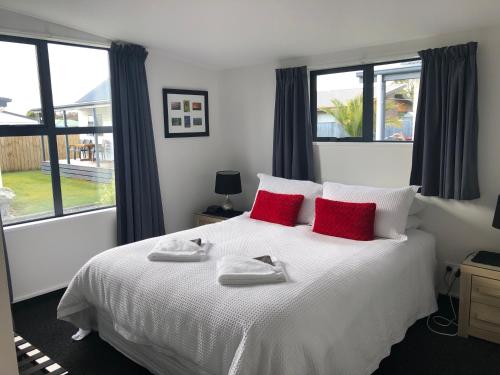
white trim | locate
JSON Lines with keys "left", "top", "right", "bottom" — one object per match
{"left": 13, "top": 281, "right": 68, "bottom": 303}
{"left": 0, "top": 28, "right": 110, "bottom": 48}
{"left": 306, "top": 53, "right": 420, "bottom": 72}
{"left": 4, "top": 207, "right": 116, "bottom": 232}
{"left": 313, "top": 141, "right": 413, "bottom": 147}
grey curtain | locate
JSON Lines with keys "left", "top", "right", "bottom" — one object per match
{"left": 410, "top": 42, "right": 479, "bottom": 200}
{"left": 110, "top": 42, "right": 165, "bottom": 245}
{"left": 273, "top": 66, "right": 315, "bottom": 181}
{"left": 0, "top": 214, "right": 12, "bottom": 302}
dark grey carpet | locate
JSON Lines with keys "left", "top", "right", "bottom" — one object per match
{"left": 11, "top": 289, "right": 500, "bottom": 375}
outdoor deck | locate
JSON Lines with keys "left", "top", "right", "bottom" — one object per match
{"left": 41, "top": 159, "right": 114, "bottom": 183}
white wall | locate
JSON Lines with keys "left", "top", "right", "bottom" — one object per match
{"left": 146, "top": 48, "right": 234, "bottom": 233}
{"left": 219, "top": 64, "right": 276, "bottom": 210}
{"left": 219, "top": 26, "right": 500, "bottom": 293}
{"left": 0, "top": 221, "right": 17, "bottom": 374}
{"left": 5, "top": 208, "right": 116, "bottom": 301}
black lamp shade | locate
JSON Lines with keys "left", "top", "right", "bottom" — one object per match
{"left": 215, "top": 171, "right": 242, "bottom": 195}
{"left": 493, "top": 195, "right": 500, "bottom": 230}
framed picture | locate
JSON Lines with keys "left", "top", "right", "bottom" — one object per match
{"left": 163, "top": 88, "right": 209, "bottom": 138}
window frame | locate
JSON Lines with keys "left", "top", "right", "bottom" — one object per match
{"left": 310, "top": 57, "right": 420, "bottom": 143}
{"left": 0, "top": 34, "right": 115, "bottom": 227}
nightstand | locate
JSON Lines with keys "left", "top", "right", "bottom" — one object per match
{"left": 458, "top": 254, "right": 500, "bottom": 344}
{"left": 194, "top": 210, "right": 244, "bottom": 227}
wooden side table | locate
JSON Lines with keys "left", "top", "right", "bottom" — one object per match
{"left": 458, "top": 254, "right": 500, "bottom": 344}
{"left": 194, "top": 210, "right": 244, "bottom": 227}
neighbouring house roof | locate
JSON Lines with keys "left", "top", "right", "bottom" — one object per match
{"left": 0, "top": 110, "right": 39, "bottom": 125}
{"left": 76, "top": 79, "right": 111, "bottom": 103}
{"left": 30, "top": 79, "right": 111, "bottom": 112}
{"left": 0, "top": 97, "right": 12, "bottom": 108}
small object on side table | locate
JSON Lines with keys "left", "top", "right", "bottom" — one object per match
{"left": 194, "top": 209, "right": 244, "bottom": 227}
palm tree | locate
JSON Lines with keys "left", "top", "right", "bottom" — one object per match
{"left": 320, "top": 94, "right": 404, "bottom": 137}
{"left": 320, "top": 95, "right": 363, "bottom": 137}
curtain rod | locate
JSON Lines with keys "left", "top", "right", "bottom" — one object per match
{"left": 0, "top": 28, "right": 111, "bottom": 48}
{"left": 305, "top": 52, "right": 420, "bottom": 71}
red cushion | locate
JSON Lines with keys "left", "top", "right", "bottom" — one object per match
{"left": 313, "top": 197, "right": 376, "bottom": 241}
{"left": 250, "top": 190, "right": 304, "bottom": 226}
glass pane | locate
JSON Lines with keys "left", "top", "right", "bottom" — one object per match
{"left": 48, "top": 43, "right": 112, "bottom": 128}
{"left": 57, "top": 133, "right": 115, "bottom": 214}
{"left": 315, "top": 70, "right": 363, "bottom": 138}
{"left": 0, "top": 41, "right": 42, "bottom": 125}
{"left": 373, "top": 60, "right": 421, "bottom": 141}
{"left": 0, "top": 136, "right": 54, "bottom": 224}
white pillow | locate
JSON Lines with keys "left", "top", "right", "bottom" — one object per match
{"left": 409, "top": 197, "right": 425, "bottom": 215}
{"left": 406, "top": 215, "right": 422, "bottom": 230}
{"left": 322, "top": 182, "right": 416, "bottom": 239}
{"left": 255, "top": 173, "right": 322, "bottom": 225}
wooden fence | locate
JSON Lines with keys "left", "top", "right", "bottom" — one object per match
{"left": 0, "top": 135, "right": 80, "bottom": 172}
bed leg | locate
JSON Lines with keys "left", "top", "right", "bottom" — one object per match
{"left": 71, "top": 328, "right": 92, "bottom": 341}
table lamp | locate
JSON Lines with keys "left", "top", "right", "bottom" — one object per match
{"left": 215, "top": 171, "right": 242, "bottom": 211}
{"left": 493, "top": 195, "right": 500, "bottom": 230}
{"left": 471, "top": 195, "right": 500, "bottom": 267}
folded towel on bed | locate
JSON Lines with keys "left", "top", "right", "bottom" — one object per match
{"left": 147, "top": 238, "right": 209, "bottom": 262}
{"left": 216, "top": 255, "right": 286, "bottom": 285}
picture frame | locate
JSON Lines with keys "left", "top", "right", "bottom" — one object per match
{"left": 163, "top": 88, "right": 209, "bottom": 138}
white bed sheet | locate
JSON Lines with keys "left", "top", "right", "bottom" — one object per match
{"left": 57, "top": 213, "right": 437, "bottom": 375}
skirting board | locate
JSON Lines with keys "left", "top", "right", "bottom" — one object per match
{"left": 13, "top": 282, "right": 69, "bottom": 303}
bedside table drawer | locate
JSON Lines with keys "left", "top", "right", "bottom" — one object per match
{"left": 195, "top": 215, "right": 223, "bottom": 227}
{"left": 470, "top": 302, "right": 500, "bottom": 334}
{"left": 472, "top": 276, "right": 500, "bottom": 308}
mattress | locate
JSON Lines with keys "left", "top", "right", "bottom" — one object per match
{"left": 57, "top": 213, "right": 437, "bottom": 375}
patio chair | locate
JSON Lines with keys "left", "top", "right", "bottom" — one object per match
{"left": 80, "top": 140, "right": 93, "bottom": 160}
{"left": 96, "top": 140, "right": 112, "bottom": 161}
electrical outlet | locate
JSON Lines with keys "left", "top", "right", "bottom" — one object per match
{"left": 445, "top": 262, "right": 460, "bottom": 276}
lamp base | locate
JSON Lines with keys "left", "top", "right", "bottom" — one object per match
{"left": 222, "top": 195, "right": 233, "bottom": 211}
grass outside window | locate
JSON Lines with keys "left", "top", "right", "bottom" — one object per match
{"left": 2, "top": 170, "right": 115, "bottom": 222}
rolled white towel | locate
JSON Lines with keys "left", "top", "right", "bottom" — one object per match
{"left": 148, "top": 238, "right": 209, "bottom": 262}
{"left": 216, "top": 255, "right": 286, "bottom": 285}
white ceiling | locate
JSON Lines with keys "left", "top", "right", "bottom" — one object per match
{"left": 1, "top": 0, "right": 500, "bottom": 70}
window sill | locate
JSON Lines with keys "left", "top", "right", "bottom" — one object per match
{"left": 3, "top": 206, "right": 116, "bottom": 231}
{"left": 313, "top": 141, "right": 413, "bottom": 147}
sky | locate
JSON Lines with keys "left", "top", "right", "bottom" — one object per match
{"left": 0, "top": 41, "right": 110, "bottom": 117}
{"left": 317, "top": 70, "right": 363, "bottom": 92}
{"left": 316, "top": 61, "right": 421, "bottom": 92}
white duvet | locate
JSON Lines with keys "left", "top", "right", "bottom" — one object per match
{"left": 57, "top": 213, "right": 437, "bottom": 375}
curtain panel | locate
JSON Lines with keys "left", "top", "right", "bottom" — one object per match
{"left": 0, "top": 215, "right": 12, "bottom": 302}
{"left": 273, "top": 66, "right": 315, "bottom": 181}
{"left": 410, "top": 42, "right": 479, "bottom": 200}
{"left": 110, "top": 42, "right": 165, "bottom": 245}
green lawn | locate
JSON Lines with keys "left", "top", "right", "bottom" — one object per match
{"left": 2, "top": 170, "right": 115, "bottom": 219}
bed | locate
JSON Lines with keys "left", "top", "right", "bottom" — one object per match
{"left": 57, "top": 213, "right": 437, "bottom": 375}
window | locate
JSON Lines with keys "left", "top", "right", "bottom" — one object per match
{"left": 0, "top": 42, "right": 42, "bottom": 126}
{"left": 0, "top": 35, "right": 115, "bottom": 225}
{"left": 310, "top": 59, "right": 421, "bottom": 142}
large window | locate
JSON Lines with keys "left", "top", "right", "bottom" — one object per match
{"left": 310, "top": 59, "right": 421, "bottom": 142}
{"left": 0, "top": 35, "right": 115, "bottom": 225}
